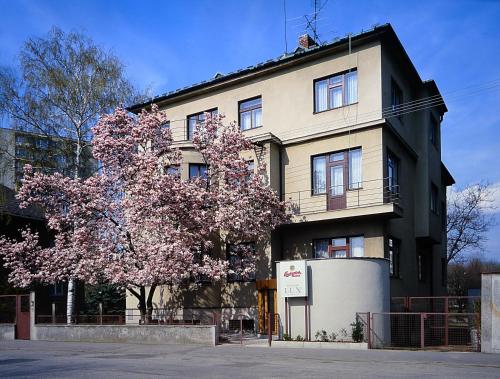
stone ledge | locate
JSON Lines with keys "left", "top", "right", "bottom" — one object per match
{"left": 270, "top": 341, "right": 368, "bottom": 350}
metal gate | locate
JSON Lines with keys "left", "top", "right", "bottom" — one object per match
{"left": 0, "top": 294, "right": 30, "bottom": 339}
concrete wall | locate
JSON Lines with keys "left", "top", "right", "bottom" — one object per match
{"left": 481, "top": 273, "right": 500, "bottom": 354}
{"left": 276, "top": 258, "right": 390, "bottom": 343}
{"left": 31, "top": 324, "right": 217, "bottom": 346}
{"left": 0, "top": 324, "right": 15, "bottom": 340}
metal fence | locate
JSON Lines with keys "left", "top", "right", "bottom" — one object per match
{"left": 369, "top": 312, "right": 480, "bottom": 351}
{"left": 283, "top": 178, "right": 400, "bottom": 215}
{"left": 391, "top": 296, "right": 480, "bottom": 314}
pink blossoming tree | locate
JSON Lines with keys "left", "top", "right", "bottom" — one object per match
{"left": 0, "top": 107, "right": 289, "bottom": 323}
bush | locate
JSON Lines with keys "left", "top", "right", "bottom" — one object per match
{"left": 315, "top": 330, "right": 329, "bottom": 342}
{"left": 282, "top": 333, "right": 292, "bottom": 341}
{"left": 351, "top": 320, "right": 364, "bottom": 343}
{"left": 295, "top": 334, "right": 304, "bottom": 341}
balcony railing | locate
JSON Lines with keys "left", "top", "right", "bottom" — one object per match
{"left": 283, "top": 178, "right": 400, "bottom": 216}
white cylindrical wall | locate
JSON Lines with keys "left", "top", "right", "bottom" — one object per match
{"left": 277, "top": 258, "right": 389, "bottom": 341}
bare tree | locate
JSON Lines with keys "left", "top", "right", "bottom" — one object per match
{"left": 446, "top": 183, "right": 496, "bottom": 263}
{"left": 0, "top": 27, "right": 145, "bottom": 323}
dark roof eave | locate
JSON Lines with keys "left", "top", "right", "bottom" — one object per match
{"left": 441, "top": 162, "right": 455, "bottom": 186}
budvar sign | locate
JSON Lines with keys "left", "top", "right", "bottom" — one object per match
{"left": 278, "top": 260, "right": 308, "bottom": 298}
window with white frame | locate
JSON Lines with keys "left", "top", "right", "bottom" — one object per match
{"left": 314, "top": 70, "right": 358, "bottom": 112}
{"left": 313, "top": 236, "right": 364, "bottom": 259}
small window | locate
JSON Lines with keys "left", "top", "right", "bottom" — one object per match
{"left": 246, "top": 160, "right": 255, "bottom": 181}
{"left": 418, "top": 252, "right": 426, "bottom": 282}
{"left": 313, "top": 236, "right": 364, "bottom": 258}
{"left": 161, "top": 121, "right": 170, "bottom": 129}
{"left": 391, "top": 79, "right": 403, "bottom": 120}
{"left": 430, "top": 183, "right": 438, "bottom": 213}
{"left": 187, "top": 109, "right": 218, "bottom": 140}
{"left": 348, "top": 148, "right": 362, "bottom": 189}
{"left": 165, "top": 165, "right": 180, "bottom": 176}
{"left": 314, "top": 70, "right": 358, "bottom": 113}
{"left": 387, "top": 237, "right": 400, "bottom": 278}
{"left": 312, "top": 156, "right": 327, "bottom": 194}
{"left": 227, "top": 243, "right": 256, "bottom": 282}
{"left": 430, "top": 116, "right": 439, "bottom": 147}
{"left": 50, "top": 282, "right": 65, "bottom": 297}
{"left": 441, "top": 258, "right": 447, "bottom": 287}
{"left": 387, "top": 151, "right": 399, "bottom": 194}
{"left": 441, "top": 201, "right": 446, "bottom": 228}
{"left": 239, "top": 97, "right": 262, "bottom": 130}
{"left": 189, "top": 163, "right": 207, "bottom": 179}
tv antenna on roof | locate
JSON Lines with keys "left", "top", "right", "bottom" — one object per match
{"left": 304, "top": 0, "right": 329, "bottom": 44}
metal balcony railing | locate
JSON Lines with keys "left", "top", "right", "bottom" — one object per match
{"left": 283, "top": 178, "right": 400, "bottom": 216}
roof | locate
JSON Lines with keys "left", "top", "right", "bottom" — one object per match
{"left": 441, "top": 162, "right": 455, "bottom": 186}
{"left": 129, "top": 23, "right": 443, "bottom": 113}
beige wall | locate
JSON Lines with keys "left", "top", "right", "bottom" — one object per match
{"left": 129, "top": 34, "right": 450, "bottom": 314}
{"left": 159, "top": 42, "right": 382, "bottom": 145}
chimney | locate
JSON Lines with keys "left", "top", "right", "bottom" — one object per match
{"left": 298, "top": 34, "right": 318, "bottom": 49}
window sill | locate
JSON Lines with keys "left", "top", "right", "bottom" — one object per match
{"left": 313, "top": 102, "right": 358, "bottom": 115}
{"left": 241, "top": 125, "right": 263, "bottom": 132}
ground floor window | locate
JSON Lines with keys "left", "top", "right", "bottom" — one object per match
{"left": 227, "top": 243, "right": 256, "bottom": 282}
{"left": 387, "top": 237, "right": 401, "bottom": 278}
{"left": 313, "top": 236, "right": 364, "bottom": 258}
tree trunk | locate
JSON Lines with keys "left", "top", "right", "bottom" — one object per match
{"left": 66, "top": 137, "right": 82, "bottom": 324}
{"left": 130, "top": 285, "right": 157, "bottom": 325}
{"left": 66, "top": 279, "right": 75, "bottom": 324}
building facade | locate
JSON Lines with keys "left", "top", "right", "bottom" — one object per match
{"left": 126, "top": 24, "right": 454, "bottom": 333}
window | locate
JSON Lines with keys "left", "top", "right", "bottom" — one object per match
{"left": 239, "top": 97, "right": 262, "bottom": 130}
{"left": 246, "top": 160, "right": 255, "bottom": 181}
{"left": 441, "top": 258, "right": 447, "bottom": 287}
{"left": 430, "top": 116, "right": 439, "bottom": 147}
{"left": 418, "top": 252, "right": 426, "bottom": 282}
{"left": 35, "top": 138, "right": 49, "bottom": 149}
{"left": 187, "top": 109, "right": 218, "bottom": 140}
{"left": 313, "top": 236, "right": 364, "bottom": 258}
{"left": 441, "top": 201, "right": 446, "bottom": 228}
{"left": 161, "top": 121, "right": 170, "bottom": 129}
{"left": 227, "top": 243, "right": 256, "bottom": 282}
{"left": 314, "top": 70, "right": 358, "bottom": 112}
{"left": 348, "top": 148, "right": 362, "bottom": 189}
{"left": 387, "top": 151, "right": 399, "bottom": 194}
{"left": 430, "top": 183, "right": 438, "bottom": 213}
{"left": 165, "top": 165, "right": 180, "bottom": 176}
{"left": 391, "top": 79, "right": 403, "bottom": 120}
{"left": 312, "top": 156, "right": 327, "bottom": 194}
{"left": 189, "top": 163, "right": 207, "bottom": 179}
{"left": 312, "top": 148, "right": 362, "bottom": 194}
{"left": 50, "top": 282, "right": 65, "bottom": 297}
{"left": 387, "top": 237, "right": 400, "bottom": 278}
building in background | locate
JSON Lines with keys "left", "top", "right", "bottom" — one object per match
{"left": 129, "top": 23, "right": 454, "bottom": 335}
{"left": 0, "top": 127, "right": 95, "bottom": 315}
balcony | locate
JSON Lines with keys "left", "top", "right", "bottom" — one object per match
{"left": 283, "top": 178, "right": 402, "bottom": 223}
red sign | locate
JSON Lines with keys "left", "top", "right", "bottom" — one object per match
{"left": 284, "top": 270, "right": 302, "bottom": 278}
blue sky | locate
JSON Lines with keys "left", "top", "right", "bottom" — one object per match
{"left": 1, "top": 0, "right": 499, "bottom": 260}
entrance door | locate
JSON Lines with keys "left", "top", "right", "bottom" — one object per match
{"left": 256, "top": 279, "right": 277, "bottom": 334}
{"left": 15, "top": 295, "right": 30, "bottom": 340}
{"left": 326, "top": 152, "right": 347, "bottom": 210}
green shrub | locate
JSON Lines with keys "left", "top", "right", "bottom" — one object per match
{"left": 295, "top": 334, "right": 304, "bottom": 341}
{"left": 315, "top": 330, "right": 329, "bottom": 342}
{"left": 282, "top": 333, "right": 292, "bottom": 341}
{"left": 351, "top": 320, "right": 364, "bottom": 343}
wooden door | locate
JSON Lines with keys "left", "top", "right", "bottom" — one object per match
{"left": 15, "top": 295, "right": 30, "bottom": 340}
{"left": 326, "top": 151, "right": 347, "bottom": 210}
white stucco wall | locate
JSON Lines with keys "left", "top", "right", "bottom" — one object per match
{"left": 276, "top": 258, "right": 389, "bottom": 342}
{"left": 481, "top": 273, "right": 500, "bottom": 354}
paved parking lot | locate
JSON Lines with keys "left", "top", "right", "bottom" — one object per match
{"left": 1, "top": 340, "right": 499, "bottom": 378}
